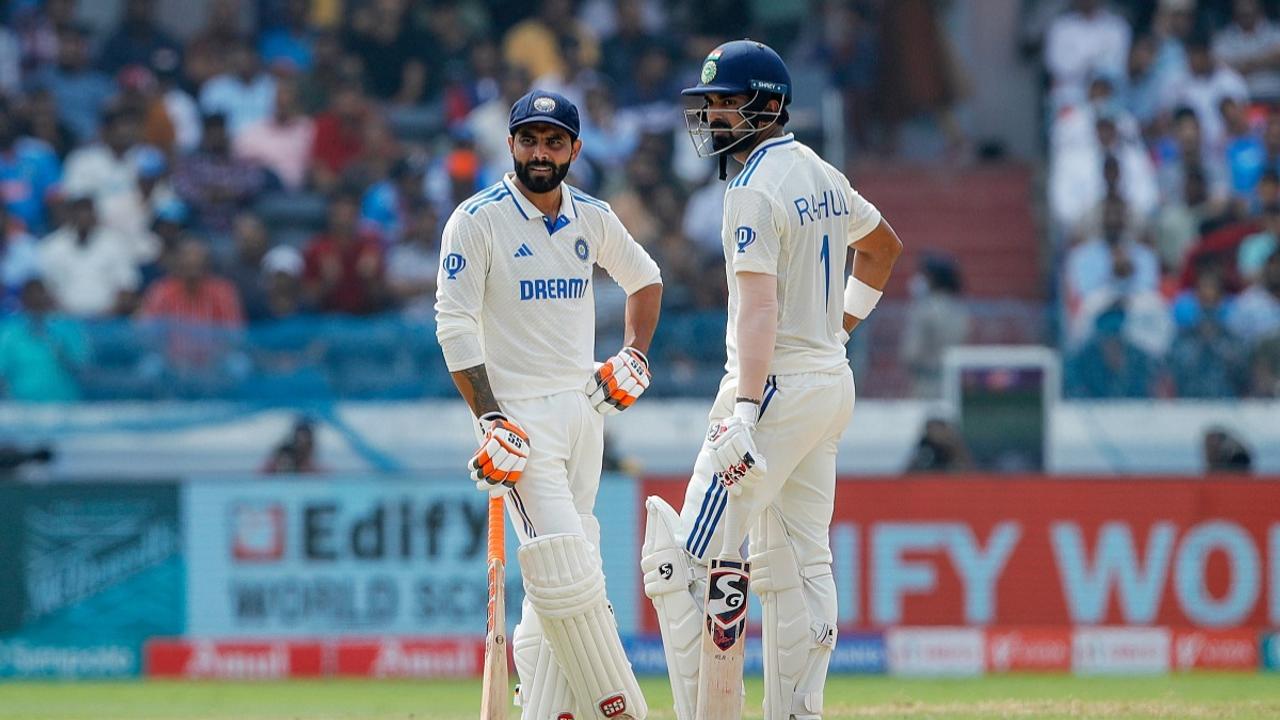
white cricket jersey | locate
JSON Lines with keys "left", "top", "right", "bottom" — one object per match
{"left": 721, "top": 133, "right": 882, "bottom": 377}
{"left": 435, "top": 173, "right": 661, "bottom": 402}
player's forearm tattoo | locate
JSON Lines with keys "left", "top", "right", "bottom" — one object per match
{"left": 454, "top": 364, "right": 501, "bottom": 417}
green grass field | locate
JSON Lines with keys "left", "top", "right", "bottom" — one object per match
{"left": 1, "top": 675, "right": 1278, "bottom": 720}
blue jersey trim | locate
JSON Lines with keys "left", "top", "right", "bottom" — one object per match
{"left": 569, "top": 190, "right": 609, "bottom": 212}
{"left": 463, "top": 184, "right": 509, "bottom": 214}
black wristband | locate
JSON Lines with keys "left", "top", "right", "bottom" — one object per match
{"left": 734, "top": 396, "right": 761, "bottom": 405}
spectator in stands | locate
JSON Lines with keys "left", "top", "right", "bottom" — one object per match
{"left": 681, "top": 176, "right": 727, "bottom": 257}
{"left": 1220, "top": 97, "right": 1266, "bottom": 205}
{"left": 905, "top": 418, "right": 973, "bottom": 473}
{"left": 1155, "top": 164, "right": 1212, "bottom": 272}
{"left": 1238, "top": 201, "right": 1280, "bottom": 282}
{"left": 139, "top": 237, "right": 244, "bottom": 330}
{"left": 466, "top": 66, "right": 530, "bottom": 182}
{"left": 260, "top": 0, "right": 315, "bottom": 73}
{"left": 173, "top": 113, "right": 266, "bottom": 238}
{"left": 183, "top": 0, "right": 250, "bottom": 92}
{"left": 361, "top": 156, "right": 424, "bottom": 245}
{"left": 98, "top": 0, "right": 182, "bottom": 75}
{"left": 22, "top": 88, "right": 75, "bottom": 161}
{"left": 303, "top": 191, "right": 386, "bottom": 315}
{"left": 1123, "top": 34, "right": 1165, "bottom": 130}
{"left": 310, "top": 82, "right": 369, "bottom": 193}
{"left": 1043, "top": 0, "right": 1132, "bottom": 110}
{"left": 1168, "top": 266, "right": 1249, "bottom": 397}
{"left": 1204, "top": 425, "right": 1253, "bottom": 473}
{"left": 0, "top": 278, "right": 87, "bottom": 402}
{"left": 386, "top": 203, "right": 439, "bottom": 318}
{"left": 233, "top": 76, "right": 315, "bottom": 192}
{"left": 0, "top": 98, "right": 61, "bottom": 235}
{"left": 0, "top": 203, "right": 40, "bottom": 312}
{"left": 116, "top": 65, "right": 177, "bottom": 154}
{"left": 199, "top": 40, "right": 279, "bottom": 138}
{"left": 26, "top": 24, "right": 115, "bottom": 144}
{"left": 61, "top": 106, "right": 161, "bottom": 262}
{"left": 1250, "top": 331, "right": 1280, "bottom": 395}
{"left": 901, "top": 256, "right": 970, "bottom": 398}
{"left": 37, "top": 195, "right": 140, "bottom": 318}
{"left": 1227, "top": 247, "right": 1280, "bottom": 341}
{"left": 156, "top": 61, "right": 203, "bottom": 155}
{"left": 140, "top": 199, "right": 189, "bottom": 288}
{"left": 297, "top": 30, "right": 353, "bottom": 115}
{"left": 262, "top": 415, "right": 321, "bottom": 473}
{"left": 1213, "top": 0, "right": 1280, "bottom": 104}
{"left": 1067, "top": 195, "right": 1160, "bottom": 304}
{"left": 223, "top": 213, "right": 272, "bottom": 321}
{"left": 344, "top": 0, "right": 428, "bottom": 105}
{"left": 1067, "top": 304, "right": 1161, "bottom": 398}
{"left": 1050, "top": 110, "right": 1158, "bottom": 237}
{"left": 504, "top": 0, "right": 600, "bottom": 87}
{"left": 444, "top": 39, "right": 503, "bottom": 126}
{"left": 1159, "top": 33, "right": 1248, "bottom": 150}
{"left": 262, "top": 245, "right": 308, "bottom": 320}
{"left": 0, "top": 18, "right": 16, "bottom": 97}
{"left": 1155, "top": 107, "right": 1228, "bottom": 209}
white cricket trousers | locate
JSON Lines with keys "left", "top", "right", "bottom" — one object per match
{"left": 677, "top": 368, "right": 855, "bottom": 568}
{"left": 499, "top": 389, "right": 605, "bottom": 545}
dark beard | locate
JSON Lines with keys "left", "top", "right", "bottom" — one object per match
{"left": 514, "top": 157, "right": 571, "bottom": 193}
{"left": 710, "top": 122, "right": 736, "bottom": 152}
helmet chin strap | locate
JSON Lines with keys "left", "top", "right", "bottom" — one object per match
{"left": 719, "top": 154, "right": 728, "bottom": 181}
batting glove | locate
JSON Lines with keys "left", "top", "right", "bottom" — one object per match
{"left": 585, "top": 346, "right": 651, "bottom": 415}
{"left": 704, "top": 401, "right": 768, "bottom": 497}
{"left": 469, "top": 412, "right": 531, "bottom": 496}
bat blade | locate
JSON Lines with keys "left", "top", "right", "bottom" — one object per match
{"left": 479, "top": 556, "right": 509, "bottom": 720}
{"left": 695, "top": 555, "right": 750, "bottom": 720}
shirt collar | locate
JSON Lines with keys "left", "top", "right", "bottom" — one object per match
{"left": 501, "top": 172, "right": 577, "bottom": 223}
{"left": 744, "top": 133, "right": 795, "bottom": 164}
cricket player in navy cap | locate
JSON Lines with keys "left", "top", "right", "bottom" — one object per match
{"left": 435, "top": 89, "right": 661, "bottom": 719}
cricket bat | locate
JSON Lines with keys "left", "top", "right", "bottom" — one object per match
{"left": 480, "top": 496, "right": 509, "bottom": 720}
{"left": 695, "top": 494, "right": 749, "bottom": 719}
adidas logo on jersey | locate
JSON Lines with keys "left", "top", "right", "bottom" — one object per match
{"left": 514, "top": 243, "right": 534, "bottom": 258}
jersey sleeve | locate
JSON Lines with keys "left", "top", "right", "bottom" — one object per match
{"left": 595, "top": 210, "right": 662, "bottom": 294}
{"left": 725, "top": 186, "right": 784, "bottom": 276}
{"left": 434, "top": 211, "right": 491, "bottom": 372}
{"left": 845, "top": 178, "right": 883, "bottom": 246}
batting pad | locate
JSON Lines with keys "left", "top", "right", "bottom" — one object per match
{"left": 750, "top": 508, "right": 837, "bottom": 720}
{"left": 520, "top": 534, "right": 647, "bottom": 720}
{"left": 640, "top": 496, "right": 701, "bottom": 720}
{"left": 513, "top": 603, "right": 584, "bottom": 720}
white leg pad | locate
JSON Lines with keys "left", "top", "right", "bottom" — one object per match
{"left": 750, "top": 509, "right": 837, "bottom": 720}
{"left": 520, "top": 533, "right": 647, "bottom": 720}
{"left": 514, "top": 602, "right": 586, "bottom": 719}
{"left": 640, "top": 496, "right": 701, "bottom": 720}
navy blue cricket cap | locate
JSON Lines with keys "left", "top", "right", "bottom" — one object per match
{"left": 508, "top": 90, "right": 580, "bottom": 140}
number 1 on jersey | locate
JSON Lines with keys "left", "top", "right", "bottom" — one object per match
{"left": 819, "top": 234, "right": 830, "bottom": 311}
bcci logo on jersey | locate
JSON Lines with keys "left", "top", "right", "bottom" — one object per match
{"left": 735, "top": 226, "right": 756, "bottom": 254}
{"left": 443, "top": 253, "right": 466, "bottom": 279}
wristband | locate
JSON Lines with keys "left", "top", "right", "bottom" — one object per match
{"left": 843, "top": 276, "right": 883, "bottom": 319}
{"left": 622, "top": 346, "right": 649, "bottom": 368}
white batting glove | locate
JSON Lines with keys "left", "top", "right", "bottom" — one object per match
{"left": 469, "top": 412, "right": 531, "bottom": 496}
{"left": 704, "top": 401, "right": 767, "bottom": 497}
{"left": 585, "top": 346, "right": 651, "bottom": 415}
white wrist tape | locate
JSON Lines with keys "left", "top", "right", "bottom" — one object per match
{"left": 843, "top": 276, "right": 883, "bottom": 319}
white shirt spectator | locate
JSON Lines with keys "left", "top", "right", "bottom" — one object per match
{"left": 61, "top": 144, "right": 162, "bottom": 262}
{"left": 233, "top": 115, "right": 315, "bottom": 191}
{"left": 37, "top": 226, "right": 140, "bottom": 317}
{"left": 1214, "top": 16, "right": 1280, "bottom": 101}
{"left": 1069, "top": 287, "right": 1174, "bottom": 355}
{"left": 1226, "top": 284, "right": 1280, "bottom": 341}
{"left": 1065, "top": 235, "right": 1160, "bottom": 303}
{"left": 1050, "top": 142, "right": 1159, "bottom": 233}
{"left": 680, "top": 179, "right": 726, "bottom": 256}
{"left": 200, "top": 73, "right": 278, "bottom": 137}
{"left": 1160, "top": 65, "right": 1249, "bottom": 148}
{"left": 1044, "top": 6, "right": 1132, "bottom": 109}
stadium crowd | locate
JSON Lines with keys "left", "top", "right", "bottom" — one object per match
{"left": 0, "top": 0, "right": 960, "bottom": 402}
{"left": 1041, "top": 0, "right": 1280, "bottom": 397}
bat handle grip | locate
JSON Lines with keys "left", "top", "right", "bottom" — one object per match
{"left": 488, "top": 495, "right": 505, "bottom": 563}
{"left": 719, "top": 490, "right": 747, "bottom": 559}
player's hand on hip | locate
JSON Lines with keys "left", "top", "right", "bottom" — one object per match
{"left": 469, "top": 412, "right": 530, "bottom": 496}
{"left": 585, "top": 346, "right": 651, "bottom": 415}
{"left": 704, "top": 402, "right": 767, "bottom": 497}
